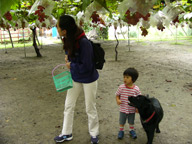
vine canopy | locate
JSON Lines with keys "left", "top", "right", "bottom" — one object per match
{"left": 0, "top": 0, "right": 192, "bottom": 36}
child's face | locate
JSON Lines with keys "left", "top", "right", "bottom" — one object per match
{"left": 123, "top": 75, "right": 133, "bottom": 86}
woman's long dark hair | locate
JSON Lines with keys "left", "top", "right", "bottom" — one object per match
{"left": 58, "top": 15, "right": 83, "bottom": 57}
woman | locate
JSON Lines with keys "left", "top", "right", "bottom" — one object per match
{"left": 54, "top": 15, "right": 99, "bottom": 144}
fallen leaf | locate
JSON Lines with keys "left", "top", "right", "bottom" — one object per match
{"left": 170, "top": 104, "right": 176, "bottom": 107}
{"left": 166, "top": 79, "right": 172, "bottom": 82}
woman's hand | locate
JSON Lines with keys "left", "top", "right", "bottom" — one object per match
{"left": 65, "top": 55, "right": 70, "bottom": 69}
{"left": 66, "top": 62, "right": 71, "bottom": 69}
{"left": 65, "top": 55, "right": 68, "bottom": 63}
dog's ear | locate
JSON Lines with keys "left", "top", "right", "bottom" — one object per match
{"left": 137, "top": 95, "right": 149, "bottom": 100}
{"left": 144, "top": 96, "right": 151, "bottom": 103}
{"left": 137, "top": 95, "right": 144, "bottom": 99}
{"left": 146, "top": 94, "right": 149, "bottom": 98}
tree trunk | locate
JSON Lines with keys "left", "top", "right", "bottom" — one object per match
{"left": 31, "top": 27, "right": 42, "bottom": 57}
{"left": 128, "top": 25, "right": 130, "bottom": 51}
{"left": 114, "top": 29, "right": 119, "bottom": 61}
{"left": 35, "top": 33, "right": 40, "bottom": 46}
{"left": 7, "top": 28, "right": 14, "bottom": 48}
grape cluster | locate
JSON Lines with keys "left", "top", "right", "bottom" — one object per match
{"left": 157, "top": 25, "right": 165, "bottom": 31}
{"left": 140, "top": 27, "right": 148, "bottom": 36}
{"left": 172, "top": 16, "right": 179, "bottom": 24}
{"left": 91, "top": 11, "right": 100, "bottom": 23}
{"left": 0, "top": 19, "right": 5, "bottom": 28}
{"left": 4, "top": 11, "right": 12, "bottom": 21}
{"left": 79, "top": 20, "right": 83, "bottom": 27}
{"left": 125, "top": 10, "right": 150, "bottom": 26}
{"left": 35, "top": 5, "right": 47, "bottom": 22}
{"left": 91, "top": 11, "right": 105, "bottom": 26}
{"left": 42, "top": 23, "right": 46, "bottom": 27}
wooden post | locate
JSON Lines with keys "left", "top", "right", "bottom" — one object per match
{"left": 137, "top": 25, "right": 140, "bottom": 43}
{"left": 27, "top": 29, "right": 30, "bottom": 40}
{"left": 23, "top": 28, "right": 26, "bottom": 57}
{"left": 18, "top": 29, "right": 19, "bottom": 42}
{"left": 175, "top": 25, "right": 177, "bottom": 44}
{"left": 41, "top": 35, "right": 43, "bottom": 49}
{"left": 3, "top": 29, "right": 7, "bottom": 53}
{"left": 0, "top": 28, "right": 2, "bottom": 44}
{"left": 0, "top": 29, "right": 2, "bottom": 44}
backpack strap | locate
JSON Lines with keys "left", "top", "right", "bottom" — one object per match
{"left": 76, "top": 32, "right": 85, "bottom": 40}
{"left": 76, "top": 32, "right": 86, "bottom": 49}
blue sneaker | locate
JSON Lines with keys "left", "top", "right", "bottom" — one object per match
{"left": 130, "top": 130, "right": 137, "bottom": 139}
{"left": 118, "top": 131, "right": 124, "bottom": 139}
{"left": 91, "top": 136, "right": 99, "bottom": 144}
{"left": 54, "top": 134, "right": 73, "bottom": 143}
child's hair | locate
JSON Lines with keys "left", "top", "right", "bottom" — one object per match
{"left": 123, "top": 68, "right": 139, "bottom": 83}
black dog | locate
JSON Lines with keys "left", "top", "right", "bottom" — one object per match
{"left": 128, "top": 95, "right": 163, "bottom": 144}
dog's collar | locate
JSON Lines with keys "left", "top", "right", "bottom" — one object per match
{"left": 142, "top": 111, "right": 155, "bottom": 123}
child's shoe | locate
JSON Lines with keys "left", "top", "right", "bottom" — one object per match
{"left": 118, "top": 131, "right": 124, "bottom": 139}
{"left": 129, "top": 130, "right": 137, "bottom": 139}
{"left": 54, "top": 134, "right": 73, "bottom": 142}
{"left": 91, "top": 136, "right": 99, "bottom": 144}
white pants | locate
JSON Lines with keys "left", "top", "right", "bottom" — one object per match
{"left": 61, "top": 80, "right": 99, "bottom": 137}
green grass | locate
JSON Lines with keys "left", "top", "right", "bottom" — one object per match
{"left": 188, "top": 49, "right": 192, "bottom": 53}
{"left": 51, "top": 40, "right": 61, "bottom": 44}
{"left": 147, "top": 36, "right": 191, "bottom": 41}
{"left": 0, "top": 41, "right": 34, "bottom": 49}
{"left": 0, "top": 36, "right": 191, "bottom": 49}
{"left": 170, "top": 42, "right": 185, "bottom": 45}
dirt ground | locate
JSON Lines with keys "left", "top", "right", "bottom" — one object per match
{"left": 0, "top": 39, "right": 192, "bottom": 144}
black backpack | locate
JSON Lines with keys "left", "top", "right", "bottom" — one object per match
{"left": 89, "top": 40, "right": 105, "bottom": 70}
{"left": 78, "top": 36, "right": 105, "bottom": 70}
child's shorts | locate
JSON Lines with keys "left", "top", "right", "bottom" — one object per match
{"left": 119, "top": 112, "right": 135, "bottom": 125}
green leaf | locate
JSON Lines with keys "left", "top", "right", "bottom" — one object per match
{"left": 57, "top": 9, "right": 65, "bottom": 16}
{"left": 96, "top": 0, "right": 108, "bottom": 11}
{"left": 81, "top": 0, "right": 91, "bottom": 11}
{"left": 95, "top": 0, "right": 112, "bottom": 16}
{"left": 0, "top": 0, "right": 19, "bottom": 16}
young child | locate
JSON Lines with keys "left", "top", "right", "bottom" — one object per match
{"left": 115, "top": 67, "right": 141, "bottom": 139}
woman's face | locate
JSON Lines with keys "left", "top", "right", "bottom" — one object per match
{"left": 56, "top": 22, "right": 67, "bottom": 37}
